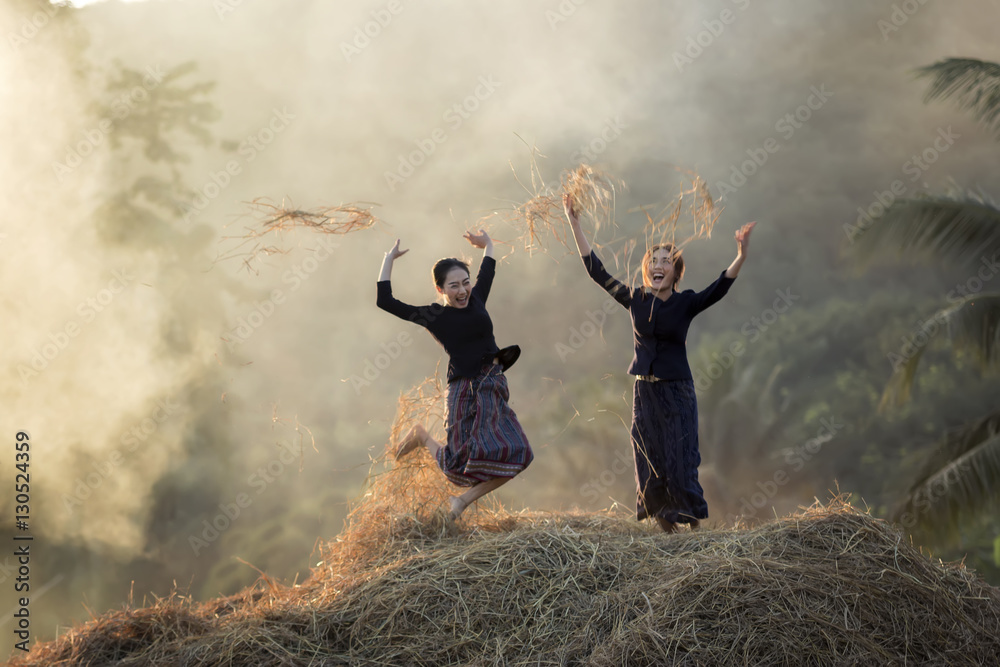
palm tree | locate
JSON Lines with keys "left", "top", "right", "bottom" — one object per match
{"left": 853, "top": 58, "right": 1000, "bottom": 534}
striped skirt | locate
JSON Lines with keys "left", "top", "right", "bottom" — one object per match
{"left": 631, "top": 378, "right": 707, "bottom": 524}
{"left": 437, "top": 363, "right": 533, "bottom": 487}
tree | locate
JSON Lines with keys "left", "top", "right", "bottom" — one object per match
{"left": 853, "top": 58, "right": 1000, "bottom": 534}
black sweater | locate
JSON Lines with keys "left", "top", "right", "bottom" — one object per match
{"left": 377, "top": 256, "right": 500, "bottom": 382}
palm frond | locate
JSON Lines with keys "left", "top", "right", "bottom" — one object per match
{"left": 945, "top": 292, "right": 1000, "bottom": 368}
{"left": 878, "top": 343, "right": 928, "bottom": 412}
{"left": 890, "top": 411, "right": 1000, "bottom": 536}
{"left": 912, "top": 407, "right": 1000, "bottom": 487}
{"left": 917, "top": 58, "right": 1000, "bottom": 138}
{"left": 853, "top": 193, "right": 1000, "bottom": 268}
{"left": 879, "top": 294, "right": 1000, "bottom": 409}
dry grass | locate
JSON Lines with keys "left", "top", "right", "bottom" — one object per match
{"left": 637, "top": 170, "right": 720, "bottom": 252}
{"left": 18, "top": 498, "right": 1000, "bottom": 666}
{"left": 218, "top": 198, "right": 380, "bottom": 274}
{"left": 498, "top": 151, "right": 721, "bottom": 306}
{"left": 501, "top": 152, "right": 624, "bottom": 256}
{"left": 16, "top": 383, "right": 1000, "bottom": 665}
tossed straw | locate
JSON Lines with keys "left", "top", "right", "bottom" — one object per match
{"left": 218, "top": 198, "right": 381, "bottom": 274}
{"left": 637, "top": 169, "right": 720, "bottom": 252}
{"left": 502, "top": 146, "right": 623, "bottom": 255}
{"left": 246, "top": 199, "right": 379, "bottom": 236}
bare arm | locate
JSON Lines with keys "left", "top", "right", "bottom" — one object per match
{"left": 378, "top": 238, "right": 408, "bottom": 281}
{"left": 562, "top": 194, "right": 593, "bottom": 258}
{"left": 725, "top": 222, "right": 755, "bottom": 279}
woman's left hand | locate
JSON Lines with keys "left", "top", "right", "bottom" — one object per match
{"left": 735, "top": 222, "right": 756, "bottom": 256}
{"left": 464, "top": 229, "right": 491, "bottom": 248}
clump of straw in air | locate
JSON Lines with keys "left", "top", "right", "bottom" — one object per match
{"left": 505, "top": 149, "right": 624, "bottom": 254}
{"left": 595, "top": 169, "right": 721, "bottom": 305}
{"left": 247, "top": 198, "right": 379, "bottom": 236}
{"left": 638, "top": 169, "right": 720, "bottom": 252}
{"left": 218, "top": 198, "right": 381, "bottom": 274}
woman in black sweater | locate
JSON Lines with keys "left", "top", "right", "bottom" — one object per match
{"left": 376, "top": 230, "right": 532, "bottom": 519}
{"left": 564, "top": 194, "right": 754, "bottom": 533}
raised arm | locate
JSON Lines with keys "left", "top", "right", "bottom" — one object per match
{"left": 464, "top": 229, "right": 496, "bottom": 302}
{"left": 378, "top": 238, "right": 408, "bottom": 281}
{"left": 377, "top": 238, "right": 422, "bottom": 321}
{"left": 563, "top": 194, "right": 593, "bottom": 258}
{"left": 563, "top": 194, "right": 630, "bottom": 308}
{"left": 725, "top": 222, "right": 755, "bottom": 279}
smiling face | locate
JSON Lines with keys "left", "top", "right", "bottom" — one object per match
{"left": 436, "top": 266, "right": 472, "bottom": 308}
{"left": 642, "top": 245, "right": 683, "bottom": 296}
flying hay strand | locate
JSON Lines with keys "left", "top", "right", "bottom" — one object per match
{"left": 219, "top": 198, "right": 381, "bottom": 274}
{"left": 507, "top": 157, "right": 624, "bottom": 255}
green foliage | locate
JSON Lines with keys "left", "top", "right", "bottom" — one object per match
{"left": 692, "top": 293, "right": 1000, "bottom": 515}
{"left": 917, "top": 58, "right": 1000, "bottom": 138}
{"left": 93, "top": 61, "right": 219, "bottom": 249}
{"left": 103, "top": 61, "right": 219, "bottom": 162}
{"left": 849, "top": 56, "right": 1000, "bottom": 557}
{"left": 852, "top": 191, "right": 1000, "bottom": 269}
{"left": 890, "top": 408, "right": 1000, "bottom": 536}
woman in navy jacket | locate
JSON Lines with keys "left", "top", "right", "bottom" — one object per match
{"left": 564, "top": 195, "right": 754, "bottom": 532}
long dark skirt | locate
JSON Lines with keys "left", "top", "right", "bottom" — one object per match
{"left": 631, "top": 378, "right": 707, "bottom": 523}
{"left": 437, "top": 363, "right": 533, "bottom": 487}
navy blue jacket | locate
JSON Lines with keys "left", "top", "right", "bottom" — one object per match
{"left": 583, "top": 250, "right": 735, "bottom": 380}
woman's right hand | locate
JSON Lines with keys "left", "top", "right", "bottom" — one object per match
{"left": 386, "top": 238, "right": 409, "bottom": 260}
{"left": 562, "top": 193, "right": 580, "bottom": 226}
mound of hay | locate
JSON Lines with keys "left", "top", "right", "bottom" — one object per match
{"left": 15, "top": 495, "right": 1000, "bottom": 666}
{"left": 17, "top": 382, "right": 1000, "bottom": 665}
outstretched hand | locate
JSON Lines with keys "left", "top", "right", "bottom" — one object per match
{"left": 463, "top": 229, "right": 491, "bottom": 249}
{"left": 386, "top": 238, "right": 409, "bottom": 260}
{"left": 562, "top": 193, "right": 580, "bottom": 225}
{"left": 735, "top": 222, "right": 756, "bottom": 257}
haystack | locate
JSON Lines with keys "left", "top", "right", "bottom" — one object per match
{"left": 15, "top": 496, "right": 1000, "bottom": 665}
{"left": 16, "top": 385, "right": 1000, "bottom": 665}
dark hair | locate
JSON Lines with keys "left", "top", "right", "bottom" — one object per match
{"left": 432, "top": 258, "right": 470, "bottom": 288}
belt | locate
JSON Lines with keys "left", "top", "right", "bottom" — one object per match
{"left": 636, "top": 375, "right": 663, "bottom": 382}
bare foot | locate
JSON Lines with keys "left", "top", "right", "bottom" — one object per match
{"left": 655, "top": 517, "right": 678, "bottom": 534}
{"left": 394, "top": 426, "right": 421, "bottom": 460}
{"left": 448, "top": 496, "right": 469, "bottom": 520}
{"left": 690, "top": 519, "right": 701, "bottom": 532}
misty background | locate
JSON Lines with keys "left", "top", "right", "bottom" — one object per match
{"left": 2, "top": 0, "right": 999, "bottom": 656}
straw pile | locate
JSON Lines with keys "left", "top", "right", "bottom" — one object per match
{"left": 17, "top": 383, "right": 1000, "bottom": 665}
{"left": 17, "top": 498, "right": 1000, "bottom": 665}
